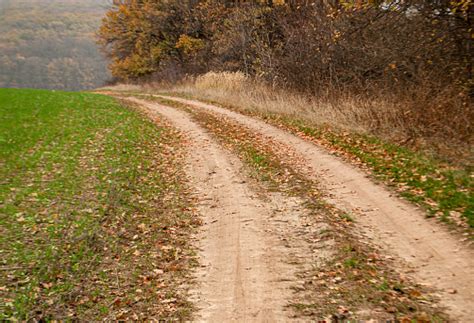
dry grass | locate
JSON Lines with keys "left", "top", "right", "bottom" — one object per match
{"left": 104, "top": 72, "right": 472, "bottom": 165}
{"left": 176, "top": 72, "right": 401, "bottom": 134}
{"left": 97, "top": 83, "right": 144, "bottom": 92}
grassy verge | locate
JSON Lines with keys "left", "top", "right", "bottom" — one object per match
{"left": 153, "top": 97, "right": 447, "bottom": 321}
{"left": 158, "top": 92, "right": 473, "bottom": 230}
{"left": 0, "top": 89, "right": 198, "bottom": 320}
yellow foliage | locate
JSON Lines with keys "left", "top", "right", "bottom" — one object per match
{"left": 111, "top": 54, "right": 155, "bottom": 80}
{"left": 175, "top": 35, "right": 205, "bottom": 56}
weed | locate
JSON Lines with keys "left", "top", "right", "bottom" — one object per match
{"left": 343, "top": 257, "right": 360, "bottom": 269}
{"left": 378, "top": 281, "right": 390, "bottom": 291}
{"left": 340, "top": 213, "right": 354, "bottom": 223}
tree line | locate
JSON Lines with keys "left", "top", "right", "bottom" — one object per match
{"left": 99, "top": 0, "right": 471, "bottom": 87}
{"left": 99, "top": 0, "right": 472, "bottom": 141}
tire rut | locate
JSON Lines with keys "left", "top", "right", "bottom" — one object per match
{"left": 125, "top": 98, "right": 312, "bottom": 322}
{"left": 158, "top": 95, "right": 474, "bottom": 322}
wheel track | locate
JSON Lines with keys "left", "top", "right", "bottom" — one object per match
{"left": 157, "top": 94, "right": 474, "bottom": 322}
{"left": 124, "top": 97, "right": 312, "bottom": 322}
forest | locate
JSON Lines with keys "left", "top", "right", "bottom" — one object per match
{"left": 99, "top": 0, "right": 472, "bottom": 160}
{"left": 0, "top": 0, "right": 110, "bottom": 91}
{"left": 99, "top": 1, "right": 472, "bottom": 88}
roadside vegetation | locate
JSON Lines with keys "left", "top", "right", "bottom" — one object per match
{"left": 98, "top": 1, "right": 472, "bottom": 160}
{"left": 165, "top": 76, "right": 473, "bottom": 230}
{"left": 0, "top": 89, "right": 197, "bottom": 320}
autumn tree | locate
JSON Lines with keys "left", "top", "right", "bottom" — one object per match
{"left": 99, "top": 0, "right": 473, "bottom": 96}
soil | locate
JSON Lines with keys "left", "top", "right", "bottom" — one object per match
{"left": 125, "top": 98, "right": 315, "bottom": 322}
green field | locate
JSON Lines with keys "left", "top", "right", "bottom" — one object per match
{"left": 0, "top": 89, "right": 195, "bottom": 320}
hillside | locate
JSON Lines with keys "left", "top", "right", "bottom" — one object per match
{"left": 0, "top": 0, "right": 110, "bottom": 91}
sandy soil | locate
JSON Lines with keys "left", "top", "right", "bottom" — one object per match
{"left": 125, "top": 98, "right": 314, "bottom": 322}
{"left": 158, "top": 95, "right": 474, "bottom": 322}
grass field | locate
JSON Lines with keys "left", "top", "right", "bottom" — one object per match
{"left": 0, "top": 89, "right": 196, "bottom": 320}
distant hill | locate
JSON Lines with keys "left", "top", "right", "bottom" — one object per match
{"left": 0, "top": 0, "right": 111, "bottom": 91}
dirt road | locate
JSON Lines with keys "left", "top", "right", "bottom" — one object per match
{"left": 154, "top": 95, "right": 474, "bottom": 322}
{"left": 115, "top": 94, "right": 473, "bottom": 322}
{"left": 126, "top": 98, "right": 316, "bottom": 321}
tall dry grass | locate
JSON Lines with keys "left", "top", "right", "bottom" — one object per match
{"left": 106, "top": 72, "right": 472, "bottom": 164}
{"left": 164, "top": 72, "right": 471, "bottom": 164}
{"left": 97, "top": 83, "right": 144, "bottom": 92}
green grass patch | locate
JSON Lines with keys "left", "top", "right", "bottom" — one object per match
{"left": 0, "top": 89, "right": 196, "bottom": 320}
{"left": 290, "top": 119, "right": 473, "bottom": 228}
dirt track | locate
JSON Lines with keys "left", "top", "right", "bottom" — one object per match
{"left": 115, "top": 94, "right": 474, "bottom": 322}
{"left": 126, "top": 98, "right": 315, "bottom": 321}
{"left": 153, "top": 95, "right": 474, "bottom": 322}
